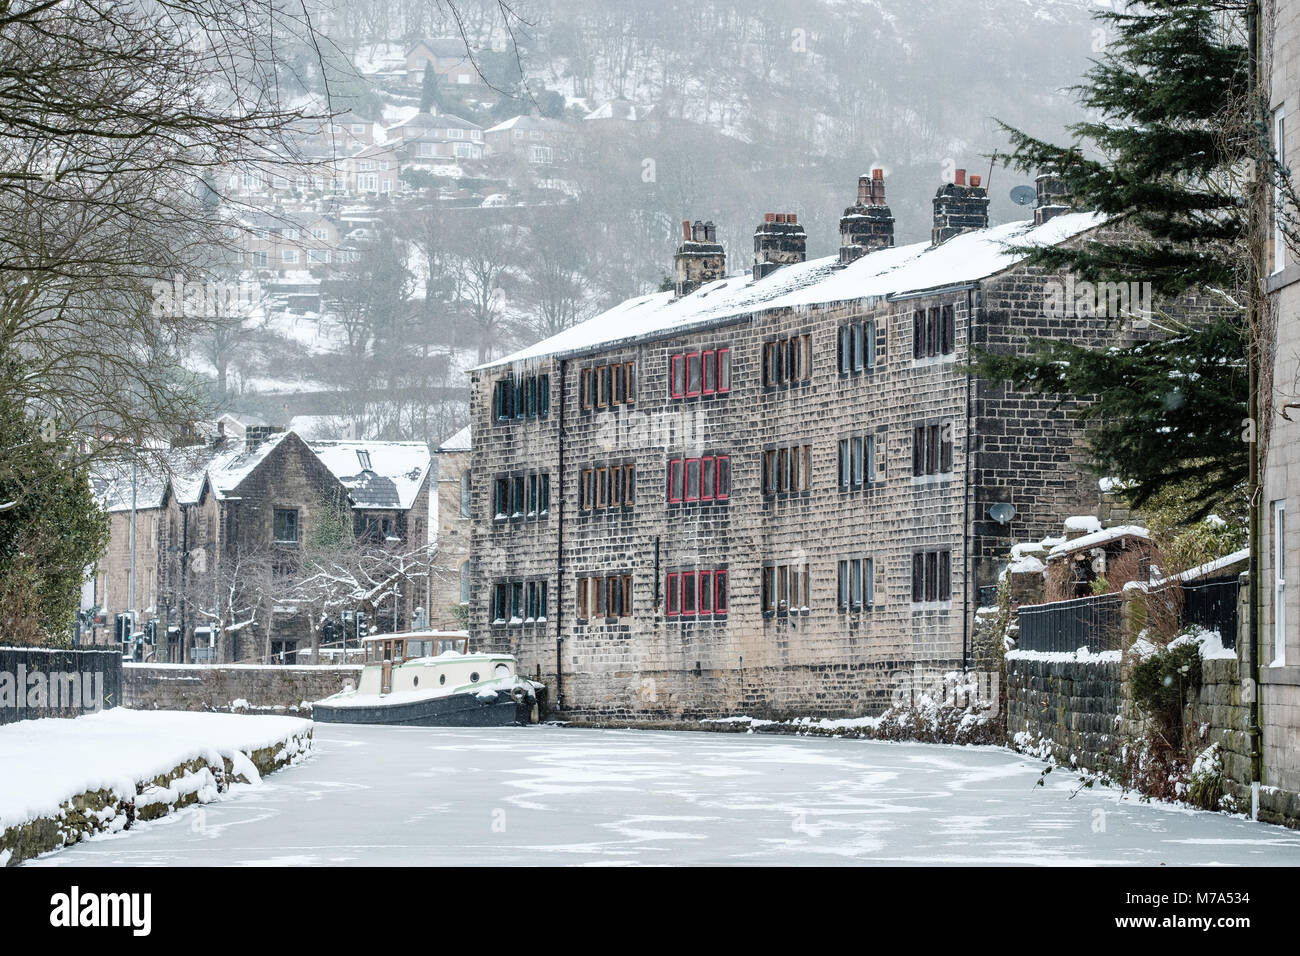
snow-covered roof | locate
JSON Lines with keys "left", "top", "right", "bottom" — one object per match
{"left": 436, "top": 425, "right": 471, "bottom": 453}
{"left": 90, "top": 462, "right": 170, "bottom": 513}
{"left": 1047, "top": 524, "right": 1151, "bottom": 559}
{"left": 1167, "top": 548, "right": 1249, "bottom": 583}
{"left": 475, "top": 211, "right": 1105, "bottom": 372}
{"left": 584, "top": 99, "right": 649, "bottom": 122}
{"left": 209, "top": 431, "right": 293, "bottom": 499}
{"left": 308, "top": 440, "right": 431, "bottom": 510}
{"left": 485, "top": 115, "right": 570, "bottom": 134}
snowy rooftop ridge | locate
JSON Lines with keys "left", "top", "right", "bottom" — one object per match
{"left": 474, "top": 211, "right": 1105, "bottom": 372}
{"left": 436, "top": 425, "right": 471, "bottom": 453}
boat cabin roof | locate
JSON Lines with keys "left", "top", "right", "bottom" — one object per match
{"left": 360, "top": 629, "right": 469, "bottom": 643}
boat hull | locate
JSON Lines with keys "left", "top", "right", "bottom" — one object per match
{"left": 312, "top": 688, "right": 534, "bottom": 727}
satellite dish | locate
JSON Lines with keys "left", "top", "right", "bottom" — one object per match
{"left": 1010, "top": 185, "right": 1036, "bottom": 206}
{"left": 988, "top": 502, "right": 1017, "bottom": 525}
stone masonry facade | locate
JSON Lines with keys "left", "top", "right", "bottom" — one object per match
{"left": 467, "top": 174, "right": 1162, "bottom": 721}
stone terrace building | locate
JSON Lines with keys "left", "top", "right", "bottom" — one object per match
{"left": 91, "top": 428, "right": 433, "bottom": 664}
{"left": 1258, "top": 0, "right": 1300, "bottom": 822}
{"left": 469, "top": 170, "right": 1135, "bottom": 720}
{"left": 432, "top": 426, "right": 473, "bottom": 630}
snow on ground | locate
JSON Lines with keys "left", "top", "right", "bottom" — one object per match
{"left": 0, "top": 710, "right": 311, "bottom": 834}
{"left": 28, "top": 725, "right": 1300, "bottom": 866}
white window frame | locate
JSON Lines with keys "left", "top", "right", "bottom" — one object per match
{"left": 1275, "top": 499, "right": 1287, "bottom": 665}
{"left": 1275, "top": 106, "right": 1287, "bottom": 275}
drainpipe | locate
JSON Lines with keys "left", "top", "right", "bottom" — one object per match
{"left": 554, "top": 359, "right": 566, "bottom": 711}
{"left": 1246, "top": 0, "right": 1263, "bottom": 815}
{"left": 962, "top": 286, "right": 977, "bottom": 670}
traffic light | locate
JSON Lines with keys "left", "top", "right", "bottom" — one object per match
{"left": 144, "top": 620, "right": 157, "bottom": 645}
{"left": 355, "top": 611, "right": 366, "bottom": 644}
{"left": 115, "top": 613, "right": 132, "bottom": 644}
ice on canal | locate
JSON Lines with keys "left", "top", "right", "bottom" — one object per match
{"left": 28, "top": 725, "right": 1300, "bottom": 866}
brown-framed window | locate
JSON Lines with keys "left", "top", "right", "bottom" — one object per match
{"left": 912, "top": 550, "right": 951, "bottom": 603}
{"left": 913, "top": 422, "right": 953, "bottom": 476}
{"left": 595, "top": 467, "right": 609, "bottom": 509}
{"left": 625, "top": 465, "right": 636, "bottom": 506}
{"left": 581, "top": 468, "right": 594, "bottom": 510}
{"left": 581, "top": 368, "right": 593, "bottom": 411}
{"left": 625, "top": 362, "right": 636, "bottom": 403}
{"left": 598, "top": 365, "right": 611, "bottom": 407}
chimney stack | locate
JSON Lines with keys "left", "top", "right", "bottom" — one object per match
{"left": 839, "top": 168, "right": 895, "bottom": 264}
{"left": 753, "top": 211, "right": 807, "bottom": 280}
{"left": 674, "top": 219, "right": 726, "bottom": 297}
{"left": 931, "top": 166, "right": 990, "bottom": 246}
{"left": 1034, "top": 171, "right": 1073, "bottom": 226}
{"left": 245, "top": 424, "right": 284, "bottom": 453}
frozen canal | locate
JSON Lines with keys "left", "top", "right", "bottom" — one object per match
{"left": 29, "top": 724, "right": 1300, "bottom": 866}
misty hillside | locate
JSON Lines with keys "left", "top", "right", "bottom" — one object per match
{"left": 216, "top": 0, "right": 1101, "bottom": 441}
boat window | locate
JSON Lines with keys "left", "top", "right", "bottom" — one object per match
{"left": 494, "top": 663, "right": 510, "bottom": 678}
{"left": 470, "top": 671, "right": 480, "bottom": 682}
{"left": 439, "top": 674, "right": 446, "bottom": 685}
{"left": 394, "top": 641, "right": 405, "bottom": 660}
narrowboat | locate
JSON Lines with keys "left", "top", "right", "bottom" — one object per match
{"left": 311, "top": 630, "right": 545, "bottom": 727}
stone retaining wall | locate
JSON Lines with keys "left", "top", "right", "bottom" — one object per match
{"left": 124, "top": 663, "right": 361, "bottom": 714}
{"left": 1004, "top": 655, "right": 1125, "bottom": 777}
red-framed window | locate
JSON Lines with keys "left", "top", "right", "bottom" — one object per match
{"left": 670, "top": 354, "right": 685, "bottom": 398}
{"left": 682, "top": 571, "right": 697, "bottom": 615}
{"left": 665, "top": 569, "right": 727, "bottom": 619}
{"left": 670, "top": 349, "right": 730, "bottom": 399}
{"left": 685, "top": 352, "right": 702, "bottom": 397}
{"left": 668, "top": 458, "right": 684, "bottom": 502}
{"left": 668, "top": 455, "right": 727, "bottom": 503}
{"left": 702, "top": 350, "right": 716, "bottom": 394}
{"left": 699, "top": 571, "right": 714, "bottom": 614}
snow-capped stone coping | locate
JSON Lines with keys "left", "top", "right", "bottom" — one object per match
{"left": 0, "top": 709, "right": 312, "bottom": 867}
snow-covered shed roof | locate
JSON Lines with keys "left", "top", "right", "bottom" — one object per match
{"left": 436, "top": 425, "right": 471, "bottom": 453}
{"left": 308, "top": 440, "right": 431, "bottom": 510}
{"left": 1047, "top": 525, "right": 1151, "bottom": 560}
{"left": 474, "top": 211, "right": 1105, "bottom": 372}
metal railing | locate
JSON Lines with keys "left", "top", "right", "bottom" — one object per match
{"left": 1017, "top": 592, "right": 1124, "bottom": 654}
{"left": 1181, "top": 575, "right": 1240, "bottom": 649}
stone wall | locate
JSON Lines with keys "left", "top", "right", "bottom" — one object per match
{"left": 1190, "top": 658, "right": 1254, "bottom": 811}
{"left": 1004, "top": 654, "right": 1125, "bottom": 777}
{"left": 1006, "top": 649, "right": 1300, "bottom": 828}
{"left": 123, "top": 663, "right": 361, "bottom": 714}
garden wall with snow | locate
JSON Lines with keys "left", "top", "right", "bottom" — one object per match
{"left": 0, "top": 709, "right": 312, "bottom": 866}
